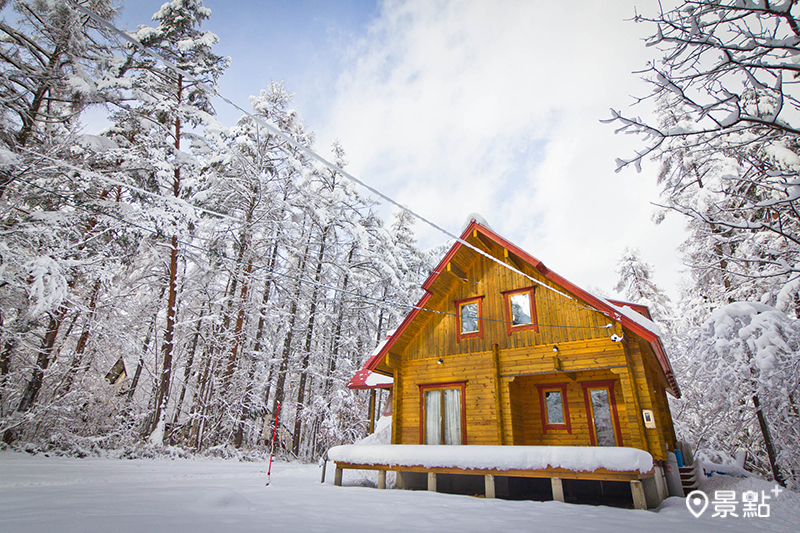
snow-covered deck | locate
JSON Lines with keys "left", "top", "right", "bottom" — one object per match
{"left": 328, "top": 445, "right": 663, "bottom": 509}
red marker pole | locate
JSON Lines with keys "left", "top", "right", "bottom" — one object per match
{"left": 266, "top": 401, "right": 280, "bottom": 486}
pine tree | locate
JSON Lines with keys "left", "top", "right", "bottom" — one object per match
{"left": 107, "top": 0, "right": 228, "bottom": 440}
{"left": 614, "top": 247, "right": 673, "bottom": 333}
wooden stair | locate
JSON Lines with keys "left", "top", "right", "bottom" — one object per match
{"left": 679, "top": 463, "right": 702, "bottom": 495}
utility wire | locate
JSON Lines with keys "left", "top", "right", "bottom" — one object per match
{"left": 19, "top": 175, "right": 612, "bottom": 333}
{"left": 68, "top": 0, "right": 588, "bottom": 308}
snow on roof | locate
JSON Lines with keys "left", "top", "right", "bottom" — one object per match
{"left": 364, "top": 372, "right": 393, "bottom": 387}
{"left": 328, "top": 445, "right": 654, "bottom": 474}
{"left": 461, "top": 213, "right": 493, "bottom": 232}
{"left": 347, "top": 332, "right": 397, "bottom": 389}
{"left": 605, "top": 300, "right": 663, "bottom": 337}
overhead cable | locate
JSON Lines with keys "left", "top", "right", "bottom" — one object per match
{"left": 68, "top": 0, "right": 586, "bottom": 307}
{"left": 21, "top": 175, "right": 612, "bottom": 333}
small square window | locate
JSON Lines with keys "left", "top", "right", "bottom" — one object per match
{"left": 454, "top": 297, "right": 484, "bottom": 342}
{"left": 502, "top": 287, "right": 538, "bottom": 335}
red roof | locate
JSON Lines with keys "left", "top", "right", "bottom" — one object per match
{"left": 349, "top": 220, "right": 680, "bottom": 397}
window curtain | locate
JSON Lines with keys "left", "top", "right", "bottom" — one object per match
{"left": 425, "top": 390, "right": 441, "bottom": 444}
{"left": 443, "top": 389, "right": 462, "bottom": 445}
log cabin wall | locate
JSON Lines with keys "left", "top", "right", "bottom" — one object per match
{"left": 507, "top": 371, "right": 626, "bottom": 447}
{"left": 399, "top": 247, "right": 614, "bottom": 361}
{"left": 386, "top": 230, "right": 677, "bottom": 461}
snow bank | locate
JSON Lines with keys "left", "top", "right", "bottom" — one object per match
{"left": 3, "top": 453, "right": 798, "bottom": 532}
{"left": 328, "top": 445, "right": 654, "bottom": 473}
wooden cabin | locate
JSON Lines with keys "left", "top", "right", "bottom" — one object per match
{"left": 338, "top": 220, "right": 681, "bottom": 508}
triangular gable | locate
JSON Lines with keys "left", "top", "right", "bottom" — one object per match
{"left": 349, "top": 220, "right": 680, "bottom": 398}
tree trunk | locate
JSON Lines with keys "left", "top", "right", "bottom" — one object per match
{"left": 149, "top": 76, "right": 183, "bottom": 439}
{"left": 271, "top": 235, "right": 311, "bottom": 420}
{"left": 171, "top": 305, "right": 205, "bottom": 426}
{"left": 233, "top": 358, "right": 258, "bottom": 448}
{"left": 222, "top": 190, "right": 258, "bottom": 390}
{"left": 127, "top": 295, "right": 163, "bottom": 402}
{"left": 60, "top": 279, "right": 103, "bottom": 395}
{"left": 753, "top": 393, "right": 785, "bottom": 486}
{"left": 189, "top": 345, "right": 213, "bottom": 450}
{"left": 0, "top": 338, "right": 13, "bottom": 404}
{"left": 292, "top": 225, "right": 330, "bottom": 456}
{"left": 150, "top": 234, "right": 179, "bottom": 436}
{"left": 323, "top": 244, "right": 356, "bottom": 397}
{"left": 225, "top": 259, "right": 253, "bottom": 386}
{"left": 17, "top": 305, "right": 68, "bottom": 413}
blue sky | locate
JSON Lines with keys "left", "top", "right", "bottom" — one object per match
{"left": 112, "top": 1, "right": 686, "bottom": 299}
{"left": 118, "top": 0, "right": 376, "bottom": 127}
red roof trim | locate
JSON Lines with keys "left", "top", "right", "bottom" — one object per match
{"left": 347, "top": 365, "right": 393, "bottom": 390}
{"left": 348, "top": 220, "right": 680, "bottom": 398}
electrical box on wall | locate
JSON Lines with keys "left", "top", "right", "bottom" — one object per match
{"left": 642, "top": 409, "right": 656, "bottom": 429}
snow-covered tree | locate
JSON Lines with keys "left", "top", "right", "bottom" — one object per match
{"left": 607, "top": 1, "right": 800, "bottom": 314}
{"left": 675, "top": 302, "right": 800, "bottom": 488}
{"left": 614, "top": 247, "right": 674, "bottom": 333}
{"left": 107, "top": 0, "right": 228, "bottom": 440}
{"left": 0, "top": 0, "right": 127, "bottom": 443}
{"left": 0, "top": 0, "right": 428, "bottom": 459}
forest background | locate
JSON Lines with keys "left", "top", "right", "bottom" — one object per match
{"left": 0, "top": 0, "right": 798, "bottom": 490}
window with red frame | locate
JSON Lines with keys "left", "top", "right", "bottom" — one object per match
{"left": 537, "top": 383, "right": 571, "bottom": 433}
{"left": 502, "top": 287, "right": 538, "bottom": 335}
{"left": 419, "top": 382, "right": 467, "bottom": 445}
{"left": 581, "top": 381, "right": 622, "bottom": 447}
{"left": 454, "top": 296, "right": 484, "bottom": 342}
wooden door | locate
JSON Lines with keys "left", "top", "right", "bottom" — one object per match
{"left": 582, "top": 382, "right": 622, "bottom": 447}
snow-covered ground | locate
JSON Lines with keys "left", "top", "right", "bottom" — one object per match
{"left": 0, "top": 451, "right": 797, "bottom": 532}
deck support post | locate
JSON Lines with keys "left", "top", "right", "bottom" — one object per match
{"left": 427, "top": 472, "right": 437, "bottom": 492}
{"left": 368, "top": 389, "right": 376, "bottom": 434}
{"left": 654, "top": 465, "right": 667, "bottom": 502}
{"left": 378, "top": 470, "right": 387, "bottom": 490}
{"left": 631, "top": 480, "right": 647, "bottom": 510}
{"left": 484, "top": 474, "right": 495, "bottom": 499}
{"left": 334, "top": 467, "right": 343, "bottom": 487}
{"left": 551, "top": 477, "right": 564, "bottom": 502}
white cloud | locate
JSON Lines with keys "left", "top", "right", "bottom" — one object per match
{"left": 316, "top": 0, "right": 686, "bottom": 298}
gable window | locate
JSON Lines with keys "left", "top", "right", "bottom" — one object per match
{"left": 419, "top": 382, "right": 467, "bottom": 445}
{"left": 454, "top": 296, "right": 484, "bottom": 342}
{"left": 502, "top": 287, "right": 538, "bottom": 335}
{"left": 537, "top": 383, "right": 571, "bottom": 433}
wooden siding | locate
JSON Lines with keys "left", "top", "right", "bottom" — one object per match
{"left": 390, "top": 239, "right": 614, "bottom": 362}
{"left": 388, "top": 232, "right": 677, "bottom": 462}
{"left": 507, "top": 371, "right": 624, "bottom": 447}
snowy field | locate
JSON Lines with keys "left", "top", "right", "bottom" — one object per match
{"left": 0, "top": 452, "right": 798, "bottom": 532}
